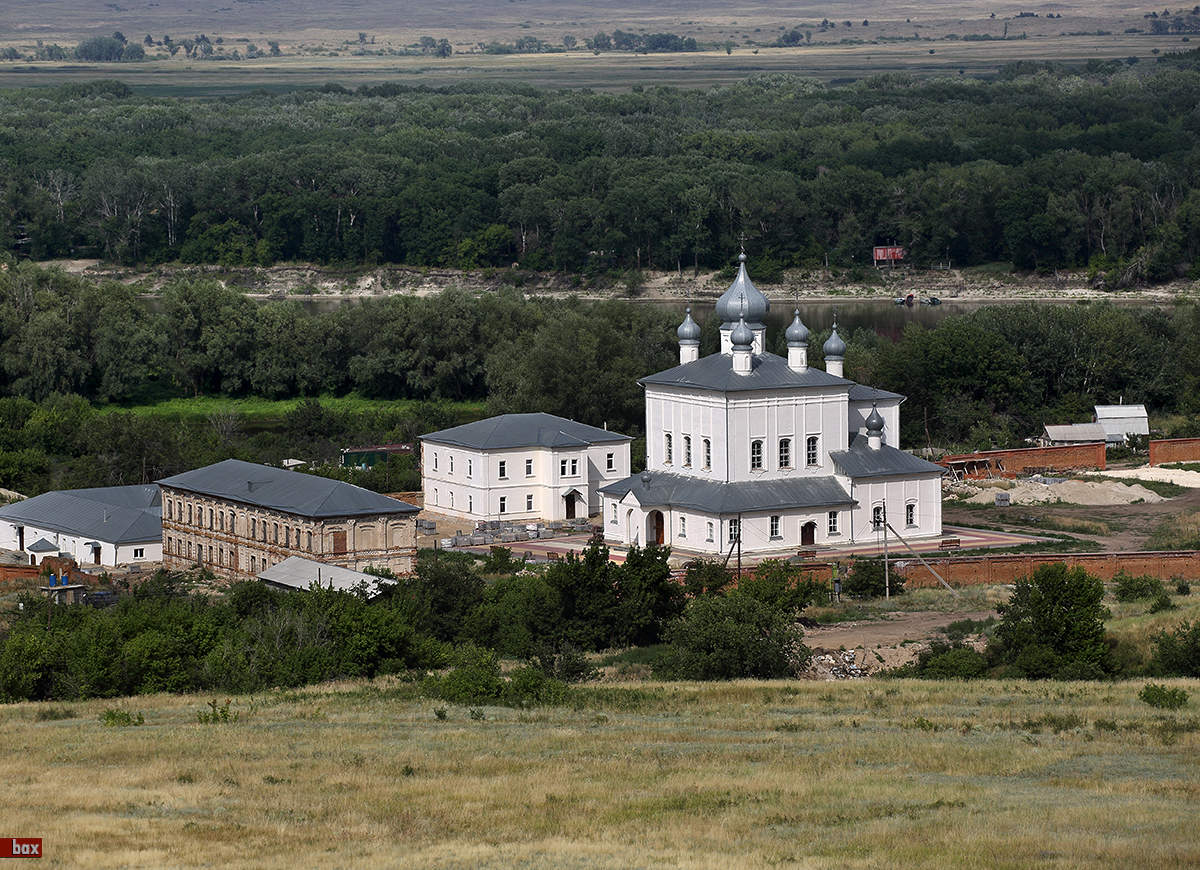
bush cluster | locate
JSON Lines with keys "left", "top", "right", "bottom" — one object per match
{"left": 1138, "top": 682, "right": 1189, "bottom": 710}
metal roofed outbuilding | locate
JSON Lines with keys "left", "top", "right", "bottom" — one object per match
{"left": 258, "top": 556, "right": 389, "bottom": 596}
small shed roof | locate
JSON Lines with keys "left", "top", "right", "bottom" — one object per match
{"left": 27, "top": 538, "right": 58, "bottom": 553}
{"left": 1093, "top": 405, "right": 1149, "bottom": 437}
{"left": 257, "top": 556, "right": 388, "bottom": 595}
{"left": 1043, "top": 423, "right": 1109, "bottom": 443}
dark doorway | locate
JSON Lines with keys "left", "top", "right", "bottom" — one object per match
{"left": 801, "top": 522, "right": 816, "bottom": 546}
{"left": 652, "top": 511, "right": 665, "bottom": 546}
{"left": 92, "top": 545, "right": 101, "bottom": 564}
{"left": 16, "top": 526, "right": 23, "bottom": 551}
{"left": 565, "top": 494, "right": 576, "bottom": 520}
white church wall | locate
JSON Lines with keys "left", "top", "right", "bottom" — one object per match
{"left": 724, "top": 389, "right": 848, "bottom": 481}
{"left": 846, "top": 475, "right": 943, "bottom": 543}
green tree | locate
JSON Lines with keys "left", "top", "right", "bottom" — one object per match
{"left": 659, "top": 592, "right": 809, "bottom": 679}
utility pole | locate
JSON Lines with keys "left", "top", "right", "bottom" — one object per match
{"left": 736, "top": 512, "right": 742, "bottom": 577}
{"left": 883, "top": 503, "right": 890, "bottom": 599}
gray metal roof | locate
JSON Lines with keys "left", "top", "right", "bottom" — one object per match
{"left": 158, "top": 459, "right": 418, "bottom": 519}
{"left": 258, "top": 556, "right": 387, "bottom": 595}
{"left": 27, "top": 538, "right": 58, "bottom": 552}
{"left": 715, "top": 254, "right": 770, "bottom": 323}
{"left": 832, "top": 436, "right": 947, "bottom": 479}
{"left": 599, "top": 471, "right": 855, "bottom": 515}
{"left": 421, "top": 413, "right": 630, "bottom": 450}
{"left": 0, "top": 485, "right": 162, "bottom": 545}
{"left": 1093, "top": 405, "right": 1149, "bottom": 437}
{"left": 641, "top": 351, "right": 851, "bottom": 393}
{"left": 848, "top": 385, "right": 905, "bottom": 403}
{"left": 1043, "top": 423, "right": 1109, "bottom": 443}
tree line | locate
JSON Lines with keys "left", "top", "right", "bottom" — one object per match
{"left": 2, "top": 64, "right": 1200, "bottom": 283}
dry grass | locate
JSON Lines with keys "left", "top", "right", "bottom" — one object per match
{"left": 2, "top": 676, "right": 1198, "bottom": 867}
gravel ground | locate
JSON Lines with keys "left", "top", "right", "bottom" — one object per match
{"left": 1084, "top": 465, "right": 1200, "bottom": 488}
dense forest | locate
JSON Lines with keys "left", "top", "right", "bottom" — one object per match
{"left": 2, "top": 262, "right": 1200, "bottom": 497}
{"left": 2, "top": 60, "right": 1200, "bottom": 284}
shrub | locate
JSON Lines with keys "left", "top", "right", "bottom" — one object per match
{"left": 1176, "top": 580, "right": 1191, "bottom": 596}
{"left": 909, "top": 642, "right": 987, "bottom": 679}
{"left": 527, "top": 642, "right": 597, "bottom": 683}
{"left": 422, "top": 645, "right": 570, "bottom": 708}
{"left": 1139, "top": 682, "right": 1189, "bottom": 710}
{"left": 1150, "top": 620, "right": 1200, "bottom": 676}
{"left": 991, "top": 563, "right": 1111, "bottom": 678}
{"left": 480, "top": 546, "right": 524, "bottom": 575}
{"left": 680, "top": 559, "right": 733, "bottom": 598}
{"left": 197, "top": 698, "right": 239, "bottom": 724}
{"left": 1150, "top": 588, "right": 1177, "bottom": 613}
{"left": 737, "top": 560, "right": 825, "bottom": 614}
{"left": 842, "top": 558, "right": 903, "bottom": 599}
{"left": 100, "top": 708, "right": 144, "bottom": 727}
{"left": 657, "top": 592, "right": 809, "bottom": 680}
{"left": 1113, "top": 571, "right": 1165, "bottom": 602}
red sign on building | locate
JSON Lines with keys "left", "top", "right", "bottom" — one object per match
{"left": 872, "top": 246, "right": 905, "bottom": 263}
{"left": 1, "top": 839, "right": 41, "bottom": 858}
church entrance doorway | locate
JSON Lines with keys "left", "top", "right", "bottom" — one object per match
{"left": 564, "top": 494, "right": 576, "bottom": 520}
{"left": 801, "top": 521, "right": 816, "bottom": 546}
{"left": 650, "top": 511, "right": 665, "bottom": 546}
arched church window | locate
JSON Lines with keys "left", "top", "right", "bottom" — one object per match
{"left": 683, "top": 435, "right": 692, "bottom": 467}
{"left": 750, "top": 440, "right": 763, "bottom": 470}
{"left": 779, "top": 438, "right": 791, "bottom": 468}
{"left": 872, "top": 505, "right": 884, "bottom": 530}
{"left": 906, "top": 502, "right": 917, "bottom": 526}
{"left": 806, "top": 435, "right": 819, "bottom": 467}
{"left": 664, "top": 433, "right": 673, "bottom": 465}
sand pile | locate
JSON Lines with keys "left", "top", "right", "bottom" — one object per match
{"left": 1083, "top": 465, "right": 1200, "bottom": 488}
{"left": 948, "top": 477, "right": 1163, "bottom": 506}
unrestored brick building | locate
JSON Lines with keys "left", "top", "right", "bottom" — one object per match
{"left": 158, "top": 459, "right": 419, "bottom": 581}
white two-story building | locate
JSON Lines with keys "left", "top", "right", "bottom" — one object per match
{"left": 600, "top": 253, "right": 944, "bottom": 555}
{"left": 420, "top": 413, "right": 631, "bottom": 522}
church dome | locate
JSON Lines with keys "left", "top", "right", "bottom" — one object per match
{"left": 715, "top": 252, "right": 770, "bottom": 324}
{"left": 730, "top": 316, "right": 754, "bottom": 349}
{"left": 823, "top": 326, "right": 846, "bottom": 359}
{"left": 785, "top": 309, "right": 809, "bottom": 345}
{"left": 865, "top": 405, "right": 885, "bottom": 435}
{"left": 676, "top": 306, "right": 701, "bottom": 343}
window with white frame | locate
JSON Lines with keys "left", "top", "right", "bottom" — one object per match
{"left": 827, "top": 511, "right": 839, "bottom": 534}
{"left": 526, "top": 494, "right": 533, "bottom": 511}
{"left": 433, "top": 452, "right": 438, "bottom": 471}
{"left": 449, "top": 456, "right": 454, "bottom": 474}
{"left": 678, "top": 516, "right": 687, "bottom": 538}
{"left": 769, "top": 515, "right": 781, "bottom": 538}
{"left": 728, "top": 518, "right": 741, "bottom": 543}
{"left": 611, "top": 503, "right": 618, "bottom": 524}
{"left": 750, "top": 440, "right": 763, "bottom": 470}
{"left": 499, "top": 496, "right": 507, "bottom": 514}
{"left": 449, "top": 492, "right": 454, "bottom": 508}
{"left": 433, "top": 488, "right": 438, "bottom": 505}
{"left": 703, "top": 438, "right": 711, "bottom": 470}
{"left": 467, "top": 459, "right": 473, "bottom": 478}
{"left": 779, "top": 438, "right": 791, "bottom": 468}
{"left": 560, "top": 459, "right": 568, "bottom": 476}
{"left": 570, "top": 458, "right": 578, "bottom": 475}
{"left": 468, "top": 495, "right": 473, "bottom": 513}
{"left": 906, "top": 502, "right": 917, "bottom": 526}
{"left": 664, "top": 433, "right": 673, "bottom": 465}
{"left": 872, "top": 505, "right": 884, "bottom": 530}
{"left": 525, "top": 458, "right": 533, "bottom": 476}
{"left": 806, "top": 435, "right": 819, "bottom": 467}
{"left": 706, "top": 521, "right": 714, "bottom": 542}
{"left": 498, "top": 460, "right": 507, "bottom": 479}
{"left": 606, "top": 452, "right": 615, "bottom": 471}
{"left": 133, "top": 547, "right": 144, "bottom": 559}
{"left": 683, "top": 435, "right": 692, "bottom": 467}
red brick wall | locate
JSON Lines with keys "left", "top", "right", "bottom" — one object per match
{"left": 1149, "top": 438, "right": 1200, "bottom": 466}
{"left": 939, "top": 443, "right": 1105, "bottom": 478}
{"left": 883, "top": 551, "right": 1200, "bottom": 588}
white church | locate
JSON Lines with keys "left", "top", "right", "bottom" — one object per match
{"left": 600, "top": 253, "right": 945, "bottom": 556}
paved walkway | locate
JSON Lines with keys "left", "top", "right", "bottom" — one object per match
{"left": 444, "top": 524, "right": 1042, "bottom": 566}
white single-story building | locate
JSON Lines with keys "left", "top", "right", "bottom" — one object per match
{"left": 1094, "top": 404, "right": 1149, "bottom": 443}
{"left": 0, "top": 485, "right": 162, "bottom": 567}
{"left": 420, "top": 413, "right": 632, "bottom": 522}
{"left": 258, "top": 555, "right": 389, "bottom": 597}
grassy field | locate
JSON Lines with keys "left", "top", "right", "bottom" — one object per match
{"left": 2, "top": 675, "right": 1197, "bottom": 868}
{"left": 92, "top": 395, "right": 486, "bottom": 424}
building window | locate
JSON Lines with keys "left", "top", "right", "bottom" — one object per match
{"left": 525, "top": 458, "right": 533, "bottom": 476}
{"left": 187, "top": 541, "right": 193, "bottom": 559}
{"left": 218, "top": 511, "right": 224, "bottom": 532}
{"left": 467, "top": 495, "right": 473, "bottom": 513}
{"left": 706, "top": 521, "right": 714, "bottom": 542}
{"left": 806, "top": 436, "right": 819, "bottom": 467}
{"left": 828, "top": 511, "right": 839, "bottom": 535}
{"left": 611, "top": 504, "right": 618, "bottom": 524}
{"left": 450, "top": 492, "right": 454, "bottom": 508}
{"left": 571, "top": 458, "right": 578, "bottom": 476}
{"left": 284, "top": 527, "right": 290, "bottom": 547}
{"left": 306, "top": 531, "right": 313, "bottom": 551}
{"left": 187, "top": 504, "right": 193, "bottom": 524}
{"left": 664, "top": 433, "right": 673, "bottom": 465}
{"left": 433, "top": 453, "right": 438, "bottom": 471}
{"left": 229, "top": 511, "right": 235, "bottom": 533}
{"left": 906, "top": 503, "right": 917, "bottom": 527}
{"left": 728, "top": 518, "right": 740, "bottom": 544}
{"left": 770, "top": 515, "right": 780, "bottom": 539}
{"left": 433, "top": 488, "right": 438, "bottom": 506}
{"left": 251, "top": 555, "right": 257, "bottom": 573}
{"left": 208, "top": 508, "right": 214, "bottom": 529}
{"left": 683, "top": 436, "right": 692, "bottom": 467}
{"left": 703, "top": 439, "right": 711, "bottom": 470}
{"left": 606, "top": 452, "right": 615, "bottom": 472}
{"left": 678, "top": 516, "right": 687, "bottom": 538}
{"left": 133, "top": 547, "right": 144, "bottom": 559}
{"left": 561, "top": 458, "right": 578, "bottom": 477}
{"left": 779, "top": 439, "right": 791, "bottom": 469}
{"left": 498, "top": 460, "right": 507, "bottom": 479}
{"left": 526, "top": 494, "right": 533, "bottom": 511}
{"left": 449, "top": 456, "right": 454, "bottom": 474}
{"left": 872, "top": 506, "right": 884, "bottom": 531}
{"left": 218, "top": 548, "right": 223, "bottom": 567}
{"left": 750, "top": 440, "right": 763, "bottom": 470}
{"left": 467, "top": 459, "right": 473, "bottom": 478}
{"left": 499, "top": 496, "right": 507, "bottom": 514}
{"left": 273, "top": 523, "right": 279, "bottom": 544}
{"left": 251, "top": 517, "right": 256, "bottom": 538}
{"left": 165, "top": 499, "right": 172, "bottom": 520}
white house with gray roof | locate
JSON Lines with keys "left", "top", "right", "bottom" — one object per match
{"left": 420, "top": 413, "right": 631, "bottom": 523}
{"left": 599, "top": 252, "right": 944, "bottom": 556}
{"left": 0, "top": 485, "right": 162, "bottom": 567}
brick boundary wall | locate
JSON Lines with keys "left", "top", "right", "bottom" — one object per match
{"left": 939, "top": 443, "right": 1106, "bottom": 478}
{"left": 681, "top": 550, "right": 1200, "bottom": 589}
{"left": 1149, "top": 438, "right": 1200, "bottom": 466}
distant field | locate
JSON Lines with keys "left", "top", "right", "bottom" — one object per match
{"left": 1, "top": 676, "right": 1197, "bottom": 868}
{"left": 93, "top": 395, "right": 486, "bottom": 423}
{"left": 0, "top": 0, "right": 1188, "bottom": 94}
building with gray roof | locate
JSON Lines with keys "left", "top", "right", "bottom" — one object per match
{"left": 0, "top": 484, "right": 162, "bottom": 567}
{"left": 421, "top": 413, "right": 631, "bottom": 523}
{"left": 159, "top": 459, "right": 418, "bottom": 581}
{"left": 600, "top": 251, "right": 945, "bottom": 556}
{"left": 258, "top": 555, "right": 389, "bottom": 597}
